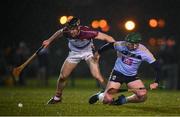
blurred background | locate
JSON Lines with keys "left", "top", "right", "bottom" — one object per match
{"left": 1, "top": 0, "right": 179, "bottom": 89}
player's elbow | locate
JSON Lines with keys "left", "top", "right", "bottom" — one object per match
{"left": 106, "top": 36, "right": 115, "bottom": 43}
{"left": 151, "top": 60, "right": 161, "bottom": 71}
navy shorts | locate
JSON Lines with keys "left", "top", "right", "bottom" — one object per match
{"left": 109, "top": 70, "right": 139, "bottom": 84}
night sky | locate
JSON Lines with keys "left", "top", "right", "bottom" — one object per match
{"left": 3, "top": 0, "right": 180, "bottom": 49}
{"left": 0, "top": 0, "right": 179, "bottom": 83}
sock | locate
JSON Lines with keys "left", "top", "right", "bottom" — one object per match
{"left": 125, "top": 97, "right": 128, "bottom": 102}
{"left": 98, "top": 93, "right": 104, "bottom": 102}
{"left": 126, "top": 94, "right": 136, "bottom": 102}
{"left": 112, "top": 95, "right": 127, "bottom": 105}
{"left": 54, "top": 96, "right": 60, "bottom": 101}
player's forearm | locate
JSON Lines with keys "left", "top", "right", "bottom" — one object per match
{"left": 151, "top": 61, "right": 161, "bottom": 83}
{"left": 104, "top": 36, "right": 115, "bottom": 43}
{"left": 95, "top": 32, "right": 115, "bottom": 43}
{"left": 48, "top": 30, "right": 63, "bottom": 44}
{"left": 98, "top": 42, "right": 114, "bottom": 55}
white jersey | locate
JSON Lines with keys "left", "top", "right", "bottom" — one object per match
{"left": 68, "top": 38, "right": 93, "bottom": 52}
{"left": 113, "top": 41, "right": 156, "bottom": 76}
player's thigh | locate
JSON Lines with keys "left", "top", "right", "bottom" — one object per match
{"left": 60, "top": 60, "right": 78, "bottom": 78}
{"left": 127, "top": 79, "right": 147, "bottom": 95}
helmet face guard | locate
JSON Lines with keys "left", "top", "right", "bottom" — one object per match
{"left": 66, "top": 17, "right": 80, "bottom": 30}
{"left": 125, "top": 32, "right": 142, "bottom": 43}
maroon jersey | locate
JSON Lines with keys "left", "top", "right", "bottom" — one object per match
{"left": 63, "top": 26, "right": 99, "bottom": 52}
{"left": 63, "top": 26, "right": 98, "bottom": 39}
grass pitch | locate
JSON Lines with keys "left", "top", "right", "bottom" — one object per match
{"left": 0, "top": 78, "right": 180, "bottom": 116}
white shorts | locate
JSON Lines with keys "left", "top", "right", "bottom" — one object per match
{"left": 66, "top": 51, "right": 94, "bottom": 63}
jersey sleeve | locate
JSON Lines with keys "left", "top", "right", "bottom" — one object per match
{"left": 80, "top": 26, "right": 99, "bottom": 39}
{"left": 142, "top": 47, "right": 156, "bottom": 64}
{"left": 113, "top": 41, "right": 123, "bottom": 51}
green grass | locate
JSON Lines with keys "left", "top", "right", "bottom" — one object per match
{"left": 0, "top": 78, "right": 180, "bottom": 116}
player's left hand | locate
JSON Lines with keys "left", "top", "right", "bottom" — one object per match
{"left": 150, "top": 82, "right": 158, "bottom": 90}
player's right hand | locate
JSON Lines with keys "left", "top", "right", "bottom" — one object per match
{"left": 42, "top": 40, "right": 50, "bottom": 48}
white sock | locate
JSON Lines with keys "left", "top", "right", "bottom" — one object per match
{"left": 54, "top": 96, "right": 60, "bottom": 101}
{"left": 98, "top": 93, "right": 104, "bottom": 102}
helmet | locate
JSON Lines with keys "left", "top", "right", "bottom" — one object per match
{"left": 125, "top": 32, "right": 142, "bottom": 43}
{"left": 66, "top": 17, "right": 80, "bottom": 29}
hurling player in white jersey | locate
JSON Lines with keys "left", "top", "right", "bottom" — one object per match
{"left": 89, "top": 32, "right": 161, "bottom": 105}
{"left": 42, "top": 17, "right": 115, "bottom": 104}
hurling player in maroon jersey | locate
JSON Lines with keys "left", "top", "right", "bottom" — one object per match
{"left": 42, "top": 17, "right": 115, "bottom": 104}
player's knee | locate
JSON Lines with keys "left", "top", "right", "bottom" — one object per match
{"left": 136, "top": 89, "right": 147, "bottom": 97}
{"left": 103, "top": 93, "right": 113, "bottom": 104}
{"left": 59, "top": 73, "right": 68, "bottom": 81}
